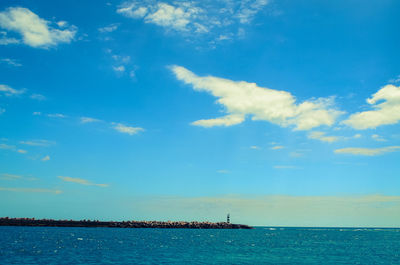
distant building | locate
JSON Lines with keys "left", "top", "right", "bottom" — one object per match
{"left": 227, "top": 213, "right": 230, "bottom": 224}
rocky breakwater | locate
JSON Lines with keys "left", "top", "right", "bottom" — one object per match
{"left": 0, "top": 217, "right": 253, "bottom": 229}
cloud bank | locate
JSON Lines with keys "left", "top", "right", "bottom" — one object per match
{"left": 131, "top": 194, "right": 400, "bottom": 227}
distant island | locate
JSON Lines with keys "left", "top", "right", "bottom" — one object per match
{"left": 0, "top": 217, "right": 252, "bottom": 229}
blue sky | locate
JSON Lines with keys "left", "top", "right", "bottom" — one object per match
{"left": 0, "top": 0, "right": 400, "bottom": 227}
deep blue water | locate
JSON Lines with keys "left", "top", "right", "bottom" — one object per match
{"left": 0, "top": 226, "right": 399, "bottom": 264}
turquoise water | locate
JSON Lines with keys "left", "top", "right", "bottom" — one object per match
{"left": 0, "top": 226, "right": 399, "bottom": 264}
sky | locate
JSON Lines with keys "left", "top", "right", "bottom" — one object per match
{"left": 0, "top": 0, "right": 399, "bottom": 227}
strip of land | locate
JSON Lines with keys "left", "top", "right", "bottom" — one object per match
{"left": 0, "top": 217, "right": 252, "bottom": 229}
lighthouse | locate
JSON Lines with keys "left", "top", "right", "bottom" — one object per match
{"left": 227, "top": 213, "right": 230, "bottom": 224}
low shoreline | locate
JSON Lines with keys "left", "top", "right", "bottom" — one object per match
{"left": 0, "top": 217, "right": 252, "bottom": 229}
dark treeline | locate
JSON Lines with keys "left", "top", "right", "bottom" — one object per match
{"left": 0, "top": 217, "right": 252, "bottom": 229}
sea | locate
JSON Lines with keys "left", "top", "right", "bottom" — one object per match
{"left": 0, "top": 226, "right": 399, "bottom": 264}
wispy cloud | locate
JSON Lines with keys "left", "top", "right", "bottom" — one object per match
{"left": 0, "top": 187, "right": 62, "bottom": 194}
{"left": 171, "top": 66, "right": 342, "bottom": 130}
{"left": 47, "top": 113, "right": 66, "bottom": 118}
{"left": 117, "top": 0, "right": 269, "bottom": 44}
{"left": 0, "top": 31, "right": 20, "bottom": 45}
{"left": 109, "top": 53, "right": 137, "bottom": 78}
{"left": 0, "top": 108, "right": 5, "bottom": 115}
{"left": 98, "top": 23, "right": 119, "bottom": 33}
{"left": 0, "top": 58, "right": 22, "bottom": 67}
{"left": 371, "top": 134, "right": 386, "bottom": 142}
{"left": 0, "top": 84, "right": 25, "bottom": 96}
{"left": 113, "top": 65, "right": 125, "bottom": 73}
{"left": 19, "top": 139, "right": 55, "bottom": 147}
{"left": 216, "top": 169, "right": 229, "bottom": 174}
{"left": 308, "top": 131, "right": 340, "bottom": 143}
{"left": 0, "top": 143, "right": 29, "bottom": 155}
{"left": 0, "top": 173, "right": 36, "bottom": 181}
{"left": 250, "top": 145, "right": 260, "bottom": 149}
{"left": 388, "top": 74, "right": 400, "bottom": 84}
{"left": 334, "top": 146, "right": 400, "bottom": 156}
{"left": 343, "top": 84, "right": 400, "bottom": 129}
{"left": 113, "top": 123, "right": 144, "bottom": 135}
{"left": 30, "top": 93, "right": 46, "bottom": 101}
{"left": 58, "top": 176, "right": 109, "bottom": 187}
{"left": 80, "top": 117, "right": 102, "bottom": 124}
{"left": 41, "top": 155, "right": 50, "bottom": 161}
{"left": 270, "top": 145, "right": 284, "bottom": 150}
{"left": 0, "top": 7, "right": 77, "bottom": 48}
{"left": 0, "top": 143, "right": 15, "bottom": 150}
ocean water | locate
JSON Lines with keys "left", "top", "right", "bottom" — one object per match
{"left": 0, "top": 226, "right": 399, "bottom": 264}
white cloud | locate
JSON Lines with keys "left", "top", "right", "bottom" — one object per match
{"left": 236, "top": 0, "right": 269, "bottom": 24}
{"left": 334, "top": 146, "right": 400, "bottom": 156}
{"left": 388, "top": 75, "right": 400, "bottom": 84}
{"left": 0, "top": 143, "right": 15, "bottom": 150}
{"left": 113, "top": 123, "right": 144, "bottom": 135}
{"left": 32, "top": 111, "right": 41, "bottom": 116}
{"left": 118, "top": 2, "right": 197, "bottom": 32}
{"left": 250, "top": 145, "right": 260, "bottom": 149}
{"left": 57, "top": 21, "right": 68, "bottom": 28}
{"left": 171, "top": 66, "right": 342, "bottom": 130}
{"left": 112, "top": 55, "right": 131, "bottom": 63}
{"left": 0, "top": 84, "right": 25, "bottom": 96}
{"left": 290, "top": 151, "right": 304, "bottom": 157}
{"left": 343, "top": 85, "right": 400, "bottom": 129}
{"left": 129, "top": 69, "right": 137, "bottom": 79}
{"left": 0, "top": 173, "right": 22, "bottom": 180}
{"left": 0, "top": 7, "right": 76, "bottom": 48}
{"left": 353, "top": 134, "right": 362, "bottom": 139}
{"left": 113, "top": 65, "right": 125, "bottom": 72}
{"left": 216, "top": 169, "right": 229, "bottom": 174}
{"left": 0, "top": 108, "right": 4, "bottom": 115}
{"left": 308, "top": 131, "right": 339, "bottom": 143}
{"left": 1, "top": 58, "right": 22, "bottom": 67}
{"left": 30, "top": 93, "right": 46, "bottom": 101}
{"left": 117, "top": 1, "right": 269, "bottom": 43}
{"left": 20, "top": 139, "right": 54, "bottom": 146}
{"left": 0, "top": 187, "right": 62, "bottom": 194}
{"left": 80, "top": 117, "right": 101, "bottom": 123}
{"left": 0, "top": 31, "right": 20, "bottom": 45}
{"left": 144, "top": 3, "right": 196, "bottom": 31}
{"left": 270, "top": 145, "right": 284, "bottom": 150}
{"left": 192, "top": 114, "right": 244, "bottom": 127}
{"left": 41, "top": 155, "right": 50, "bottom": 161}
{"left": 58, "top": 176, "right": 109, "bottom": 187}
{"left": 0, "top": 143, "right": 27, "bottom": 155}
{"left": 98, "top": 23, "right": 119, "bottom": 33}
{"left": 47, "top": 113, "right": 66, "bottom": 118}
{"left": 371, "top": 134, "right": 386, "bottom": 142}
{"left": 110, "top": 54, "right": 137, "bottom": 77}
{"left": 0, "top": 173, "right": 36, "bottom": 181}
